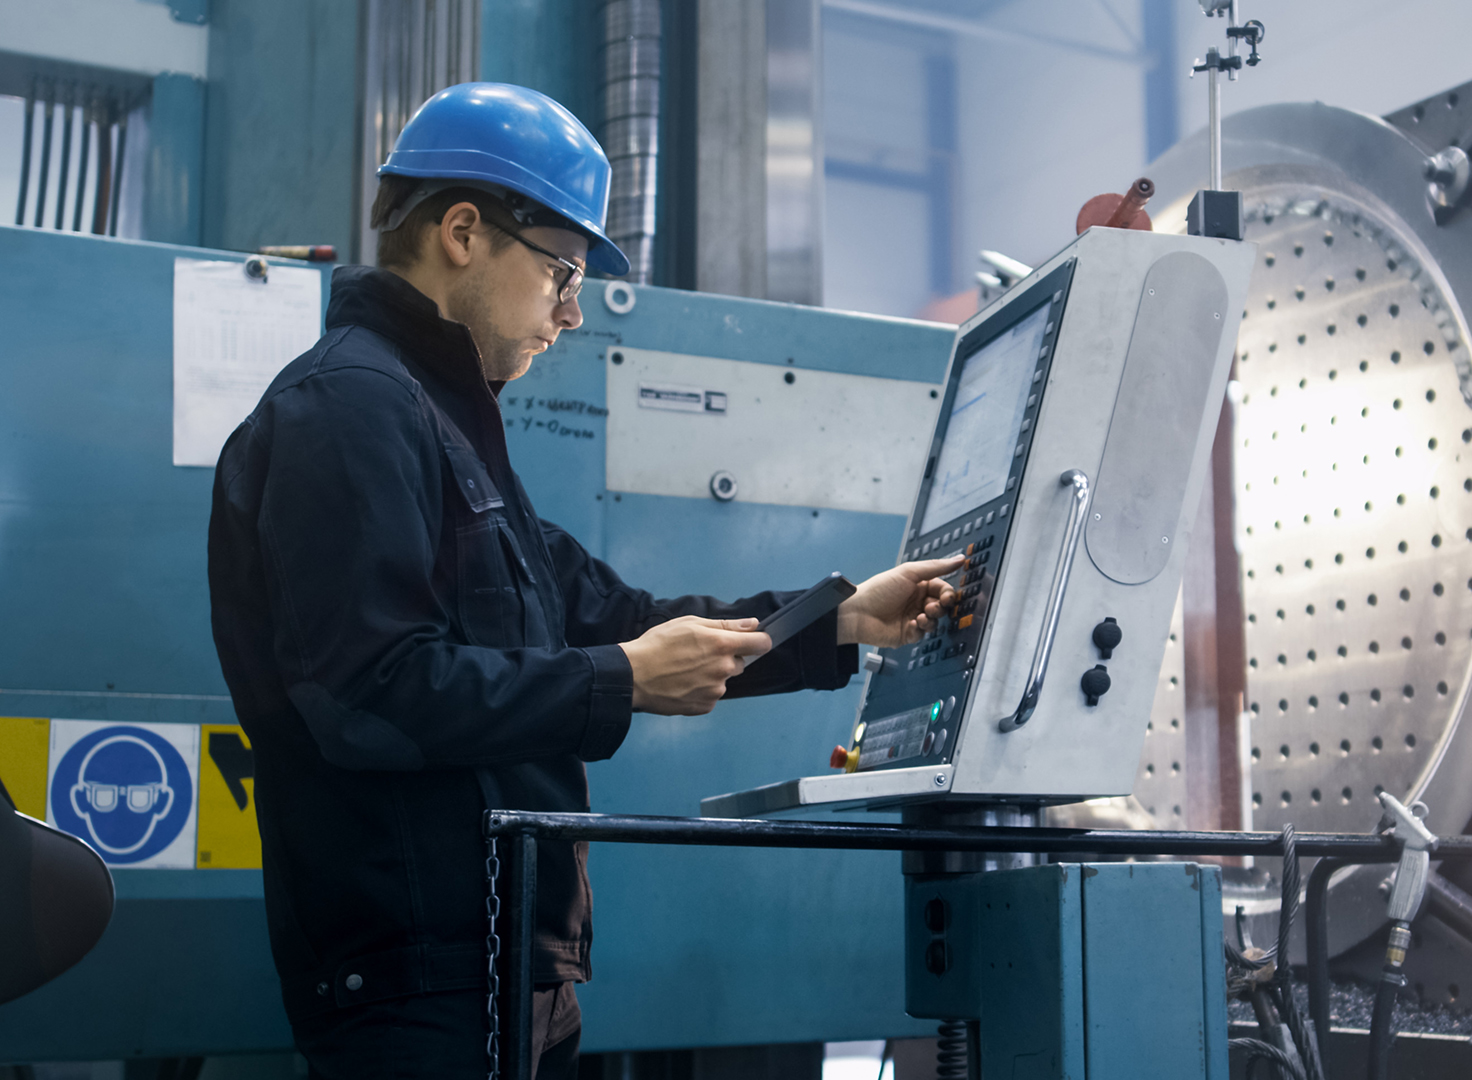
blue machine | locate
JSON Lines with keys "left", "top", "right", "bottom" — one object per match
{"left": 0, "top": 224, "right": 957, "bottom": 1058}
{"left": 906, "top": 863, "right": 1230, "bottom": 1078}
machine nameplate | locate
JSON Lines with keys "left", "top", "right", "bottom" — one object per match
{"left": 606, "top": 348, "right": 940, "bottom": 514}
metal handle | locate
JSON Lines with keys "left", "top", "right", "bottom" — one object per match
{"left": 999, "top": 469, "right": 1092, "bottom": 733}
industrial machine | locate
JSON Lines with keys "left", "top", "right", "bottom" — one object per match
{"left": 701, "top": 224, "right": 1254, "bottom": 1078}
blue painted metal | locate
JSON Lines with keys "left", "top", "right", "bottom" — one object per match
{"left": 143, "top": 74, "right": 206, "bottom": 247}
{"left": 201, "top": 0, "right": 360, "bottom": 259}
{"left": 0, "top": 225, "right": 331, "bottom": 1058}
{"left": 905, "top": 863, "right": 1227, "bottom": 1078}
{"left": 479, "top": 0, "right": 604, "bottom": 138}
{"left": 0, "top": 223, "right": 958, "bottom": 1056}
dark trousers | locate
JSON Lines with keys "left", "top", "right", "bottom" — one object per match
{"left": 298, "top": 982, "right": 581, "bottom": 1080}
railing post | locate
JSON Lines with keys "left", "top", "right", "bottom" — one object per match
{"left": 505, "top": 831, "right": 537, "bottom": 1080}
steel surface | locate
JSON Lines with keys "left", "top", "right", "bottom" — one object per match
{"left": 1151, "top": 99, "right": 1472, "bottom": 975}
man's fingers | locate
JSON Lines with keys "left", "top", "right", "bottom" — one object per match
{"left": 901, "top": 555, "right": 966, "bottom": 579}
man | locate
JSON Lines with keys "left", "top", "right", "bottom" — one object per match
{"left": 208, "top": 83, "right": 959, "bottom": 1078}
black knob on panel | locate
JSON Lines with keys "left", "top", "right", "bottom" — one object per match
{"left": 923, "top": 897, "right": 950, "bottom": 933}
{"left": 925, "top": 939, "right": 951, "bottom": 975}
{"left": 1092, "top": 617, "right": 1122, "bottom": 659}
{"left": 1081, "top": 664, "right": 1111, "bottom": 706}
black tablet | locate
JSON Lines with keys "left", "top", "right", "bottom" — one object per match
{"left": 755, "top": 572, "right": 858, "bottom": 650}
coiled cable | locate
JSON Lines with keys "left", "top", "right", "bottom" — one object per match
{"left": 936, "top": 1018, "right": 968, "bottom": 1078}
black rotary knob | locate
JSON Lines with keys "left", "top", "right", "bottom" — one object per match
{"left": 1092, "top": 617, "right": 1122, "bottom": 659}
{"left": 1081, "top": 664, "right": 1111, "bottom": 706}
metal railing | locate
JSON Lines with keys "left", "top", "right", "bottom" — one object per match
{"left": 482, "top": 808, "right": 1472, "bottom": 1079}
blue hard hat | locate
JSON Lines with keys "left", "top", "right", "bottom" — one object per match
{"left": 380, "top": 82, "right": 630, "bottom": 277}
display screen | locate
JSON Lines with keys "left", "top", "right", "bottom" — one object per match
{"left": 918, "top": 302, "right": 1051, "bottom": 535}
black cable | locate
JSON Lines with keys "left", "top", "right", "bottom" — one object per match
{"left": 1368, "top": 971, "right": 1399, "bottom": 1080}
{"left": 1273, "top": 825, "right": 1326, "bottom": 1080}
{"left": 1305, "top": 856, "right": 1351, "bottom": 1067}
{"left": 1229, "top": 1037, "right": 1306, "bottom": 1080}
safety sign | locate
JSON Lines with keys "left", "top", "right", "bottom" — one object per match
{"left": 47, "top": 719, "right": 199, "bottom": 869}
{"left": 196, "top": 724, "right": 262, "bottom": 868}
{"left": 0, "top": 716, "right": 50, "bottom": 820}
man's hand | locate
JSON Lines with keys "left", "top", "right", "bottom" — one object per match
{"left": 619, "top": 616, "right": 772, "bottom": 715}
{"left": 836, "top": 556, "right": 964, "bottom": 647}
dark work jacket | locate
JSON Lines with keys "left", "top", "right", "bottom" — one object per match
{"left": 207, "top": 265, "right": 857, "bottom": 1023}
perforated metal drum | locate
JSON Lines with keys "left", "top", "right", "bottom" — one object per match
{"left": 1145, "top": 90, "right": 1472, "bottom": 976}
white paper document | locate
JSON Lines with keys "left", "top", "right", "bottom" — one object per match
{"left": 172, "top": 257, "right": 323, "bottom": 467}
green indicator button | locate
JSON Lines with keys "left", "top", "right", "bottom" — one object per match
{"left": 931, "top": 701, "right": 942, "bottom": 720}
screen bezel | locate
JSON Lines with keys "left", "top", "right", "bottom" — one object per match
{"left": 908, "top": 259, "right": 1077, "bottom": 550}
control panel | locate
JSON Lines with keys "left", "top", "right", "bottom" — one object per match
{"left": 846, "top": 261, "right": 1074, "bottom": 775}
{"left": 702, "top": 227, "right": 1256, "bottom": 817}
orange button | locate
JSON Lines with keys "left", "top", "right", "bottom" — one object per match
{"left": 830, "top": 745, "right": 851, "bottom": 769}
{"left": 957, "top": 614, "right": 974, "bottom": 629}
{"left": 966, "top": 542, "right": 976, "bottom": 556}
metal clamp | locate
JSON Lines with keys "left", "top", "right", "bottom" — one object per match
{"left": 999, "top": 470, "right": 1091, "bottom": 732}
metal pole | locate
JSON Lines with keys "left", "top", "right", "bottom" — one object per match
{"left": 16, "top": 81, "right": 36, "bottom": 226}
{"left": 71, "top": 100, "right": 91, "bottom": 232}
{"left": 54, "top": 87, "right": 74, "bottom": 230}
{"left": 505, "top": 833, "right": 537, "bottom": 1080}
{"left": 108, "top": 107, "right": 127, "bottom": 237}
{"left": 33, "top": 88, "right": 55, "bottom": 228}
{"left": 1208, "top": 53, "right": 1222, "bottom": 190}
{"left": 483, "top": 810, "right": 1472, "bottom": 861}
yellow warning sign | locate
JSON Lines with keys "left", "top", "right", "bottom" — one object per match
{"left": 0, "top": 717, "right": 50, "bottom": 819}
{"left": 196, "top": 723, "right": 262, "bottom": 869}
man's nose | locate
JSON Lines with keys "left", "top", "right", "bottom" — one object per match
{"left": 555, "top": 293, "right": 583, "bottom": 330}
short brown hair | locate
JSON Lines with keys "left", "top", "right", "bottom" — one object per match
{"left": 370, "top": 175, "right": 522, "bottom": 270}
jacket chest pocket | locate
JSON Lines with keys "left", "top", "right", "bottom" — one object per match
{"left": 446, "top": 444, "right": 547, "bottom": 649}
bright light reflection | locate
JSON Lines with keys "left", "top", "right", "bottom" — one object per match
{"left": 823, "top": 1041, "right": 892, "bottom": 1080}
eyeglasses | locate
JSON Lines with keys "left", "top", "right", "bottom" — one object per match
{"left": 78, "top": 780, "right": 166, "bottom": 813}
{"left": 509, "top": 231, "right": 585, "bottom": 304}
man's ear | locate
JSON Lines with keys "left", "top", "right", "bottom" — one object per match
{"left": 437, "top": 201, "right": 482, "bottom": 268}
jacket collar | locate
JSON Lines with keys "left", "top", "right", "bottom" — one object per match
{"left": 326, "top": 265, "right": 491, "bottom": 394}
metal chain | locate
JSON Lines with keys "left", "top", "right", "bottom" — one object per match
{"left": 485, "top": 832, "right": 502, "bottom": 1080}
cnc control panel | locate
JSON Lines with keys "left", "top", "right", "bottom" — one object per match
{"left": 848, "top": 261, "right": 1074, "bottom": 774}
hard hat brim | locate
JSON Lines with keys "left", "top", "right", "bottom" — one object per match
{"left": 381, "top": 151, "right": 631, "bottom": 277}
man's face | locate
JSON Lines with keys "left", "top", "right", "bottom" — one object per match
{"left": 444, "top": 219, "right": 588, "bottom": 383}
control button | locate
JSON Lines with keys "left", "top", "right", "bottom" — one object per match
{"left": 974, "top": 516, "right": 984, "bottom": 529}
{"left": 907, "top": 659, "right": 916, "bottom": 671}
{"left": 1045, "top": 322, "right": 1054, "bottom": 335}
{"left": 1014, "top": 444, "right": 1025, "bottom": 457}
{"left": 962, "top": 522, "right": 972, "bottom": 535}
{"left": 942, "top": 530, "right": 951, "bottom": 544}
{"left": 966, "top": 542, "right": 976, "bottom": 556}
{"left": 923, "top": 897, "right": 949, "bottom": 932}
{"left": 1000, "top": 504, "right": 1010, "bottom": 517}
{"left": 943, "top": 695, "right": 956, "bottom": 720}
{"left": 922, "top": 541, "right": 932, "bottom": 554}
{"left": 1053, "top": 290, "right": 1062, "bottom": 302}
{"left": 1027, "top": 394, "right": 1037, "bottom": 408}
{"left": 1007, "top": 476, "right": 1017, "bottom": 490}
{"left": 1081, "top": 665, "right": 1111, "bottom": 706}
{"left": 830, "top": 745, "right": 850, "bottom": 769}
{"left": 985, "top": 511, "right": 995, "bottom": 524}
{"left": 921, "top": 731, "right": 935, "bottom": 755}
{"left": 345, "top": 974, "right": 363, "bottom": 992}
{"left": 863, "top": 652, "right": 885, "bottom": 673}
{"left": 1092, "top": 617, "right": 1123, "bottom": 659}
{"left": 1033, "top": 370, "right": 1043, "bottom": 384}
{"left": 910, "top": 528, "right": 918, "bottom": 539}
{"left": 922, "top": 655, "right": 934, "bottom": 667}
{"left": 957, "top": 614, "right": 973, "bottom": 630}
{"left": 1020, "top": 419, "right": 1032, "bottom": 432}
{"left": 982, "top": 535, "right": 994, "bottom": 548}
{"left": 978, "top": 551, "right": 990, "bottom": 564}
{"left": 925, "top": 939, "right": 950, "bottom": 974}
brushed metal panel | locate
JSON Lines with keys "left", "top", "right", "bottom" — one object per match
{"left": 1087, "top": 252, "right": 1229, "bottom": 585}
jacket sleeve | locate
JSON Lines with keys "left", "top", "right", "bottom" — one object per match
{"left": 540, "top": 521, "right": 859, "bottom": 698}
{"left": 250, "top": 365, "right": 632, "bottom": 772}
